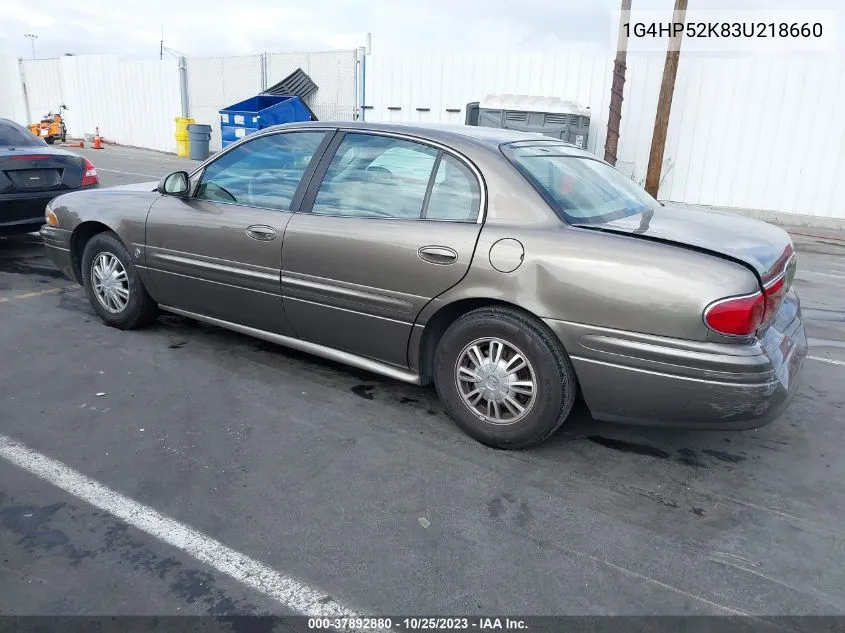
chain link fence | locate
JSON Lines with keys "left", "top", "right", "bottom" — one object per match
{"left": 266, "top": 50, "right": 358, "bottom": 122}
{"left": 186, "top": 55, "right": 264, "bottom": 151}
{"left": 188, "top": 50, "right": 358, "bottom": 151}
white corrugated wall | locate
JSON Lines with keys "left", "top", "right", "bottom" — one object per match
{"left": 12, "top": 50, "right": 358, "bottom": 154}
{"left": 661, "top": 57, "right": 845, "bottom": 220}
{"left": 363, "top": 52, "right": 845, "bottom": 221}
{"left": 0, "top": 54, "right": 28, "bottom": 124}
{"left": 18, "top": 55, "right": 182, "bottom": 153}
{"left": 6, "top": 48, "right": 843, "bottom": 222}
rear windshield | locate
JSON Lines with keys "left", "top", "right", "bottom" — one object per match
{"left": 0, "top": 119, "right": 44, "bottom": 147}
{"left": 501, "top": 142, "right": 659, "bottom": 225}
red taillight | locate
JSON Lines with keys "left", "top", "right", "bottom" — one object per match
{"left": 763, "top": 275, "right": 787, "bottom": 319}
{"left": 11, "top": 154, "right": 51, "bottom": 160}
{"left": 704, "top": 292, "right": 766, "bottom": 336}
{"left": 81, "top": 158, "right": 98, "bottom": 186}
{"left": 705, "top": 271, "right": 790, "bottom": 337}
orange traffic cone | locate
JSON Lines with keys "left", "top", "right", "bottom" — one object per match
{"left": 93, "top": 127, "right": 103, "bottom": 150}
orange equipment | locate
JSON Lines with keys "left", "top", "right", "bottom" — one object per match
{"left": 92, "top": 127, "right": 103, "bottom": 149}
{"left": 29, "top": 104, "right": 69, "bottom": 145}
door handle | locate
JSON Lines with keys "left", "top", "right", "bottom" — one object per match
{"left": 246, "top": 225, "right": 276, "bottom": 241}
{"left": 418, "top": 246, "right": 458, "bottom": 265}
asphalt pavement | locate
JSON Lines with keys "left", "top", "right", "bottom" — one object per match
{"left": 1, "top": 145, "right": 845, "bottom": 622}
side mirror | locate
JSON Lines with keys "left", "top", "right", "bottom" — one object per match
{"left": 158, "top": 171, "right": 190, "bottom": 197}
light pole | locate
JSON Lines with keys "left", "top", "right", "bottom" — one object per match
{"left": 24, "top": 33, "right": 38, "bottom": 59}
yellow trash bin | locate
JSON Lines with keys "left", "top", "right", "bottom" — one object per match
{"left": 175, "top": 116, "right": 195, "bottom": 157}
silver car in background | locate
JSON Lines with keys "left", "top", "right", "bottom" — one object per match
{"left": 41, "top": 122, "right": 807, "bottom": 449}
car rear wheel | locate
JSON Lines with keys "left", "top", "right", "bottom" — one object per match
{"left": 433, "top": 307, "right": 577, "bottom": 449}
{"left": 80, "top": 231, "right": 158, "bottom": 330}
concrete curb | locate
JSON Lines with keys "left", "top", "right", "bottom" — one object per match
{"left": 788, "top": 230, "right": 845, "bottom": 244}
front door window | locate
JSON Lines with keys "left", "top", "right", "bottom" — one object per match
{"left": 196, "top": 131, "right": 327, "bottom": 210}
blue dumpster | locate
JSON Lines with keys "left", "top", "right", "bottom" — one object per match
{"left": 219, "top": 95, "right": 313, "bottom": 148}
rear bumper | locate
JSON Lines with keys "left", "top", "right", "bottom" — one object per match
{"left": 0, "top": 186, "right": 98, "bottom": 233}
{"left": 544, "top": 291, "right": 808, "bottom": 430}
{"left": 0, "top": 193, "right": 55, "bottom": 233}
{"left": 39, "top": 225, "right": 76, "bottom": 281}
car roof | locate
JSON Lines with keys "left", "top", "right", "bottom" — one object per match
{"left": 0, "top": 117, "right": 27, "bottom": 130}
{"left": 268, "top": 120, "right": 595, "bottom": 158}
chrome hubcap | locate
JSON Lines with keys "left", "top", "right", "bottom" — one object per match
{"left": 91, "top": 252, "right": 129, "bottom": 313}
{"left": 455, "top": 337, "right": 537, "bottom": 425}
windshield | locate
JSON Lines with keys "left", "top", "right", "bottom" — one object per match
{"left": 502, "top": 142, "right": 659, "bottom": 225}
{"left": 0, "top": 119, "right": 45, "bottom": 147}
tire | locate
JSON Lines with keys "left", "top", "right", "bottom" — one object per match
{"left": 80, "top": 231, "right": 158, "bottom": 330}
{"left": 433, "top": 307, "right": 578, "bottom": 450}
{"left": 45, "top": 137, "right": 55, "bottom": 145}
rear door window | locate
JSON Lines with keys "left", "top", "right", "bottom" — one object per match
{"left": 425, "top": 154, "right": 481, "bottom": 222}
{"left": 310, "top": 133, "right": 481, "bottom": 222}
{"left": 312, "top": 133, "right": 438, "bottom": 219}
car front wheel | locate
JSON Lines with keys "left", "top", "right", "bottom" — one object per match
{"left": 80, "top": 231, "right": 159, "bottom": 330}
{"left": 433, "top": 307, "right": 578, "bottom": 450}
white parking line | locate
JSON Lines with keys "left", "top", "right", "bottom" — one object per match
{"left": 800, "top": 270, "right": 845, "bottom": 280}
{"left": 808, "top": 355, "right": 845, "bottom": 367}
{"left": 96, "top": 168, "right": 160, "bottom": 178}
{"left": 83, "top": 147, "right": 173, "bottom": 160}
{"left": 0, "top": 434, "right": 360, "bottom": 618}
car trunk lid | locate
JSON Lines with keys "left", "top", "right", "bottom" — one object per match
{"left": 0, "top": 148, "right": 85, "bottom": 194}
{"left": 572, "top": 204, "right": 795, "bottom": 286}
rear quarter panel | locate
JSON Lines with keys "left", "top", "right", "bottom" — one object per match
{"left": 423, "top": 222, "right": 761, "bottom": 343}
{"left": 409, "top": 135, "right": 763, "bottom": 375}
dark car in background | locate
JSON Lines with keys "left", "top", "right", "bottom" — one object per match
{"left": 0, "top": 117, "right": 99, "bottom": 235}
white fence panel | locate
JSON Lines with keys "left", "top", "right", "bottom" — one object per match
{"left": 364, "top": 51, "right": 845, "bottom": 221}
{"left": 187, "top": 55, "right": 264, "bottom": 151}
{"left": 364, "top": 52, "right": 668, "bottom": 168}
{"left": 20, "top": 56, "right": 181, "bottom": 152}
{"left": 266, "top": 50, "right": 358, "bottom": 121}
{"left": 0, "top": 56, "right": 28, "bottom": 124}
{"left": 662, "top": 57, "right": 845, "bottom": 219}
{"left": 365, "top": 52, "right": 625, "bottom": 155}
{"left": 20, "top": 58, "right": 64, "bottom": 124}
{"left": 12, "top": 48, "right": 843, "bottom": 221}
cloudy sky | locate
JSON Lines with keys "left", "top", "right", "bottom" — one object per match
{"left": 1, "top": 0, "right": 842, "bottom": 60}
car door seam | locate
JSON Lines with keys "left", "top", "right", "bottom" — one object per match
{"left": 404, "top": 224, "right": 487, "bottom": 368}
